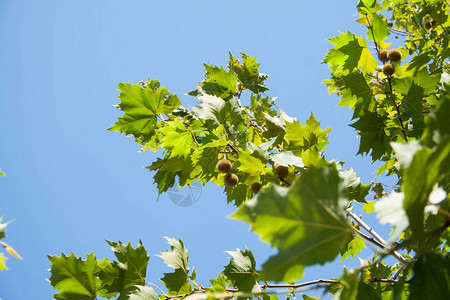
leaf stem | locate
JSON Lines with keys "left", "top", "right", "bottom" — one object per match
{"left": 387, "top": 77, "right": 408, "bottom": 142}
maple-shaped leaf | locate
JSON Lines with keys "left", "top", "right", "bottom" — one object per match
{"left": 238, "top": 152, "right": 266, "bottom": 182}
{"left": 233, "top": 164, "right": 351, "bottom": 282}
{"left": 350, "top": 111, "right": 391, "bottom": 161}
{"left": 229, "top": 53, "right": 269, "bottom": 93}
{"left": 402, "top": 137, "right": 450, "bottom": 246}
{"left": 146, "top": 156, "right": 195, "bottom": 193}
{"left": 401, "top": 83, "right": 425, "bottom": 138}
{"left": 110, "top": 83, "right": 181, "bottom": 138}
{"left": 271, "top": 151, "right": 304, "bottom": 168}
{"left": 339, "top": 72, "right": 376, "bottom": 118}
{"left": 157, "top": 120, "right": 197, "bottom": 158}
{"left": 48, "top": 252, "right": 101, "bottom": 300}
{"left": 225, "top": 182, "right": 253, "bottom": 207}
{"left": 409, "top": 253, "right": 450, "bottom": 299}
{"left": 96, "top": 257, "right": 123, "bottom": 298}
{"left": 223, "top": 248, "right": 260, "bottom": 298}
{"left": 190, "top": 145, "right": 221, "bottom": 182}
{"left": 357, "top": 0, "right": 377, "bottom": 15}
{"left": 197, "top": 64, "right": 237, "bottom": 100}
{"left": 285, "top": 113, "right": 331, "bottom": 151}
{"left": 157, "top": 237, "right": 191, "bottom": 294}
{"left": 105, "top": 240, "right": 149, "bottom": 292}
{"left": 324, "top": 33, "right": 377, "bottom": 75}
{"left": 193, "top": 94, "right": 244, "bottom": 128}
{"left": 340, "top": 236, "right": 366, "bottom": 261}
{"left": 207, "top": 275, "right": 227, "bottom": 293}
{"left": 367, "top": 14, "right": 389, "bottom": 44}
{"left": 339, "top": 168, "right": 371, "bottom": 203}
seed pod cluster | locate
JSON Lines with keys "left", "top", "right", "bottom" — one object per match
{"left": 216, "top": 158, "right": 239, "bottom": 188}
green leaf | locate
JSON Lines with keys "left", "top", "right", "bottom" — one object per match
{"left": 301, "top": 295, "right": 318, "bottom": 300}
{"left": 229, "top": 53, "right": 269, "bottom": 93}
{"left": 233, "top": 164, "right": 351, "bottom": 282}
{"left": 409, "top": 253, "right": 450, "bottom": 299}
{"left": 158, "top": 120, "right": 197, "bottom": 158}
{"left": 157, "top": 237, "right": 191, "bottom": 294}
{"left": 357, "top": 282, "right": 381, "bottom": 300}
{"left": 357, "top": 0, "right": 376, "bottom": 15}
{"left": 271, "top": 151, "right": 304, "bottom": 168}
{"left": 368, "top": 14, "right": 389, "bottom": 44}
{"left": 0, "top": 169, "right": 4, "bottom": 176}
{"left": 110, "top": 83, "right": 181, "bottom": 138}
{"left": 146, "top": 156, "right": 195, "bottom": 194}
{"left": 193, "top": 95, "right": 244, "bottom": 128}
{"left": 200, "top": 64, "right": 237, "bottom": 100}
{"left": 285, "top": 113, "right": 331, "bottom": 151}
{"left": 48, "top": 252, "right": 100, "bottom": 300}
{"left": 207, "top": 275, "right": 227, "bottom": 293}
{"left": 118, "top": 286, "right": 159, "bottom": 300}
{"left": 107, "top": 240, "right": 149, "bottom": 288}
{"left": 403, "top": 137, "right": 450, "bottom": 246}
{"left": 421, "top": 95, "right": 450, "bottom": 147}
{"left": 340, "top": 236, "right": 366, "bottom": 261}
{"left": 340, "top": 168, "right": 371, "bottom": 203}
{"left": 237, "top": 152, "right": 266, "bottom": 182}
{"left": 0, "top": 253, "right": 7, "bottom": 271}
{"left": 339, "top": 72, "right": 376, "bottom": 118}
{"left": 223, "top": 248, "right": 260, "bottom": 297}
{"left": 401, "top": 83, "right": 425, "bottom": 137}
{"left": 334, "top": 268, "right": 359, "bottom": 300}
{"left": 374, "top": 192, "right": 409, "bottom": 241}
{"left": 350, "top": 111, "right": 391, "bottom": 161}
{"left": 97, "top": 258, "right": 122, "bottom": 298}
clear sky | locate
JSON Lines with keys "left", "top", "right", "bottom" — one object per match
{"left": 0, "top": 1, "right": 396, "bottom": 299}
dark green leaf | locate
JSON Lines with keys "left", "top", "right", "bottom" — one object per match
{"left": 401, "top": 83, "right": 425, "bottom": 137}
{"left": 409, "top": 253, "right": 450, "bottom": 299}
{"left": 157, "top": 237, "right": 191, "bottom": 294}
{"left": 223, "top": 248, "right": 260, "bottom": 296}
{"left": 107, "top": 240, "right": 149, "bottom": 289}
{"left": 350, "top": 111, "right": 391, "bottom": 161}
{"left": 357, "top": 282, "right": 381, "bottom": 300}
{"left": 233, "top": 164, "right": 351, "bottom": 282}
{"left": 201, "top": 64, "right": 237, "bottom": 100}
{"left": 48, "top": 252, "right": 99, "bottom": 300}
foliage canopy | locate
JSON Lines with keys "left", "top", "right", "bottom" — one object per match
{"left": 47, "top": 0, "right": 450, "bottom": 299}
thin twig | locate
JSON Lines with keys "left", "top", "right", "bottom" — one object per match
{"left": 391, "top": 265, "right": 405, "bottom": 280}
{"left": 346, "top": 209, "right": 408, "bottom": 267}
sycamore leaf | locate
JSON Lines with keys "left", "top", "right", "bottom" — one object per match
{"left": 223, "top": 248, "right": 260, "bottom": 297}
{"left": 403, "top": 137, "right": 450, "bottom": 246}
{"left": 350, "top": 111, "right": 391, "bottom": 161}
{"left": 339, "top": 168, "right": 371, "bottom": 203}
{"left": 158, "top": 120, "right": 197, "bottom": 158}
{"left": 238, "top": 152, "right": 266, "bottom": 182}
{"left": 193, "top": 95, "right": 244, "bottom": 127}
{"left": 207, "top": 275, "right": 227, "bottom": 293}
{"left": 110, "top": 83, "right": 181, "bottom": 138}
{"left": 340, "top": 72, "right": 376, "bottom": 118}
{"left": 421, "top": 96, "right": 450, "bottom": 147}
{"left": 367, "top": 14, "right": 389, "bottom": 44}
{"left": 340, "top": 237, "right": 366, "bottom": 261}
{"left": 271, "top": 151, "right": 304, "bottom": 168}
{"left": 157, "top": 237, "right": 191, "bottom": 294}
{"left": 401, "top": 83, "right": 425, "bottom": 137}
{"left": 357, "top": 0, "right": 376, "bottom": 15}
{"left": 120, "top": 286, "right": 159, "bottom": 300}
{"left": 374, "top": 192, "right": 409, "bottom": 242}
{"left": 48, "top": 252, "right": 100, "bottom": 300}
{"left": 409, "top": 253, "right": 450, "bottom": 299}
{"left": 233, "top": 164, "right": 351, "bottom": 282}
{"left": 146, "top": 156, "right": 195, "bottom": 194}
{"left": 229, "top": 53, "right": 269, "bottom": 93}
{"left": 201, "top": 64, "right": 237, "bottom": 100}
{"left": 106, "top": 241, "right": 149, "bottom": 289}
{"left": 285, "top": 113, "right": 331, "bottom": 151}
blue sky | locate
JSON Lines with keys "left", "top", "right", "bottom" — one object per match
{"left": 0, "top": 1, "right": 396, "bottom": 298}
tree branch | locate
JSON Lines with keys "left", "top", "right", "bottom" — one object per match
{"left": 346, "top": 208, "right": 408, "bottom": 267}
{"left": 387, "top": 77, "right": 408, "bottom": 142}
